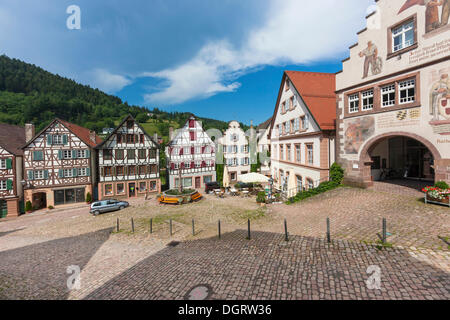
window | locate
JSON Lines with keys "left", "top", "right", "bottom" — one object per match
{"left": 296, "top": 175, "right": 303, "bottom": 191}
{"left": 35, "top": 170, "right": 45, "bottom": 180}
{"left": 105, "top": 184, "right": 113, "bottom": 195}
{"left": 139, "top": 182, "right": 147, "bottom": 192}
{"left": 63, "top": 169, "right": 73, "bottom": 178}
{"left": 286, "top": 145, "right": 291, "bottom": 162}
{"left": 127, "top": 149, "right": 135, "bottom": 160}
{"left": 103, "top": 149, "right": 112, "bottom": 160}
{"left": 306, "top": 144, "right": 314, "bottom": 165}
{"left": 243, "top": 145, "right": 249, "bottom": 153}
{"left": 399, "top": 79, "right": 415, "bottom": 104}
{"left": 289, "top": 96, "right": 295, "bottom": 110}
{"left": 62, "top": 150, "right": 72, "bottom": 159}
{"left": 203, "top": 176, "right": 212, "bottom": 184}
{"left": 78, "top": 168, "right": 88, "bottom": 176}
{"left": 139, "top": 165, "right": 147, "bottom": 175}
{"left": 53, "top": 135, "right": 63, "bottom": 145}
{"left": 231, "top": 173, "right": 237, "bottom": 181}
{"left": 290, "top": 119, "right": 295, "bottom": 133}
{"left": 280, "top": 145, "right": 284, "bottom": 160}
{"left": 149, "top": 149, "right": 157, "bottom": 159}
{"left": 150, "top": 181, "right": 157, "bottom": 190}
{"left": 281, "top": 102, "right": 286, "bottom": 114}
{"left": 104, "top": 166, "right": 113, "bottom": 176}
{"left": 392, "top": 20, "right": 414, "bottom": 53}
{"left": 184, "top": 147, "right": 190, "bottom": 155}
{"left": 349, "top": 94, "right": 359, "bottom": 113}
{"left": 174, "top": 163, "right": 180, "bottom": 170}
{"left": 116, "top": 166, "right": 124, "bottom": 176}
{"left": 183, "top": 178, "right": 192, "bottom": 187}
{"left": 77, "top": 149, "right": 88, "bottom": 158}
{"left": 185, "top": 162, "right": 191, "bottom": 169}
{"left": 0, "top": 159, "right": 5, "bottom": 169}
{"left": 295, "top": 144, "right": 301, "bottom": 163}
{"left": 117, "top": 183, "right": 125, "bottom": 194}
{"left": 115, "top": 149, "right": 124, "bottom": 160}
{"left": 285, "top": 122, "right": 290, "bottom": 135}
{"left": 307, "top": 179, "right": 314, "bottom": 190}
{"left": 301, "top": 116, "right": 306, "bottom": 130}
{"left": 362, "top": 90, "right": 374, "bottom": 111}
{"left": 0, "top": 180, "right": 6, "bottom": 190}
{"left": 128, "top": 166, "right": 136, "bottom": 175}
{"left": 195, "top": 161, "right": 202, "bottom": 168}
{"left": 126, "top": 134, "right": 134, "bottom": 144}
{"left": 138, "top": 149, "right": 146, "bottom": 159}
{"left": 244, "top": 158, "right": 249, "bottom": 165}
{"left": 381, "top": 84, "right": 396, "bottom": 107}
{"left": 149, "top": 164, "right": 158, "bottom": 174}
{"left": 54, "top": 188, "right": 85, "bottom": 205}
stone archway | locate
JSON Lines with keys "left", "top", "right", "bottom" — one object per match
{"left": 359, "top": 132, "right": 442, "bottom": 187}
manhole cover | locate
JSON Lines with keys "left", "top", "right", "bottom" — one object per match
{"left": 184, "top": 284, "right": 213, "bottom": 300}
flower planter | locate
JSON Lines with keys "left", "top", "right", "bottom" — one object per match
{"left": 158, "top": 190, "right": 203, "bottom": 205}
{"left": 424, "top": 193, "right": 450, "bottom": 207}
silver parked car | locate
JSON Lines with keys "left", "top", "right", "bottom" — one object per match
{"left": 90, "top": 199, "right": 129, "bottom": 215}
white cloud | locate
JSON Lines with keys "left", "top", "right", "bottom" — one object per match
{"left": 87, "top": 68, "right": 132, "bottom": 94}
{"left": 144, "top": 0, "right": 372, "bottom": 105}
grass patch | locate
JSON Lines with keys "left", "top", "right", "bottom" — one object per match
{"left": 149, "top": 213, "right": 185, "bottom": 225}
{"left": 236, "top": 208, "right": 266, "bottom": 221}
{"left": 375, "top": 240, "right": 393, "bottom": 250}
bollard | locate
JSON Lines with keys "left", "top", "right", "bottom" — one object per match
{"left": 192, "top": 219, "right": 195, "bottom": 236}
{"left": 116, "top": 218, "right": 119, "bottom": 232}
{"left": 247, "top": 219, "right": 251, "bottom": 240}
{"left": 326, "top": 218, "right": 331, "bottom": 243}
{"left": 218, "top": 220, "right": 221, "bottom": 239}
{"left": 170, "top": 219, "right": 172, "bottom": 236}
{"left": 284, "top": 219, "right": 288, "bottom": 242}
{"left": 382, "top": 218, "right": 386, "bottom": 244}
{"left": 150, "top": 218, "right": 153, "bottom": 234}
{"left": 131, "top": 218, "right": 135, "bottom": 233}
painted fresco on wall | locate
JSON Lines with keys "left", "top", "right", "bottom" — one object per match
{"left": 344, "top": 117, "right": 375, "bottom": 154}
{"left": 429, "top": 68, "right": 450, "bottom": 134}
{"left": 399, "top": 0, "right": 450, "bottom": 35}
{"left": 377, "top": 108, "right": 421, "bottom": 129}
{"left": 359, "top": 41, "right": 383, "bottom": 78}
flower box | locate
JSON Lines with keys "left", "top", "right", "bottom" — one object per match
{"left": 423, "top": 186, "right": 450, "bottom": 208}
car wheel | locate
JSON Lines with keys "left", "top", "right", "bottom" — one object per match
{"left": 119, "top": 206, "right": 124, "bottom": 210}
{"left": 94, "top": 210, "right": 100, "bottom": 216}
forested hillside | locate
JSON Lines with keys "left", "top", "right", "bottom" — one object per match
{"left": 0, "top": 55, "right": 243, "bottom": 138}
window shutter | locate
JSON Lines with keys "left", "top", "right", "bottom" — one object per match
{"left": 86, "top": 168, "right": 90, "bottom": 177}
{"left": 202, "top": 146, "right": 205, "bottom": 154}
{"left": 191, "top": 161, "right": 195, "bottom": 168}
{"left": 181, "top": 162, "right": 185, "bottom": 169}
{"left": 72, "top": 150, "right": 78, "bottom": 159}
{"left": 58, "top": 150, "right": 63, "bottom": 160}
{"left": 73, "top": 168, "right": 78, "bottom": 177}
{"left": 191, "top": 146, "right": 195, "bottom": 154}
{"left": 6, "top": 158, "right": 12, "bottom": 169}
{"left": 28, "top": 170, "right": 34, "bottom": 180}
{"left": 63, "top": 135, "right": 68, "bottom": 145}
{"left": 85, "top": 149, "right": 90, "bottom": 158}
{"left": 180, "top": 148, "right": 183, "bottom": 156}
{"left": 58, "top": 169, "right": 64, "bottom": 178}
{"left": 47, "top": 135, "right": 53, "bottom": 145}
{"left": 44, "top": 170, "right": 49, "bottom": 180}
{"left": 201, "top": 161, "right": 206, "bottom": 168}
{"left": 171, "top": 163, "right": 175, "bottom": 170}
{"left": 6, "top": 179, "right": 13, "bottom": 190}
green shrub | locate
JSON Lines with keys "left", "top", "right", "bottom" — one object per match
{"left": 330, "top": 163, "right": 344, "bottom": 185}
{"left": 48, "top": 205, "right": 54, "bottom": 210}
{"left": 256, "top": 192, "right": 266, "bottom": 203}
{"left": 25, "top": 201, "right": 32, "bottom": 212}
{"left": 85, "top": 192, "right": 92, "bottom": 203}
{"left": 435, "top": 181, "right": 449, "bottom": 189}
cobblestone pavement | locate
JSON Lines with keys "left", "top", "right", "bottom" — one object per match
{"left": 0, "top": 186, "right": 448, "bottom": 300}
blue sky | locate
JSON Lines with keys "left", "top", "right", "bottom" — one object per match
{"left": 0, "top": 0, "right": 374, "bottom": 125}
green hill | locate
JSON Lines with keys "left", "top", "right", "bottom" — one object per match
{"left": 0, "top": 55, "right": 244, "bottom": 140}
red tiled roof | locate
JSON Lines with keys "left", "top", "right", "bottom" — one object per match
{"left": 285, "top": 71, "right": 336, "bottom": 130}
{"left": 0, "top": 123, "right": 25, "bottom": 155}
{"left": 58, "top": 119, "right": 103, "bottom": 147}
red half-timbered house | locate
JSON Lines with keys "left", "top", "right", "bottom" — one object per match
{"left": 0, "top": 124, "right": 26, "bottom": 218}
{"left": 22, "top": 119, "right": 102, "bottom": 210}
{"left": 95, "top": 115, "right": 161, "bottom": 200}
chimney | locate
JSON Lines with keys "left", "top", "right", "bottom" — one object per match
{"left": 89, "top": 130, "right": 97, "bottom": 144}
{"left": 25, "top": 124, "right": 35, "bottom": 143}
{"left": 169, "top": 127, "right": 174, "bottom": 140}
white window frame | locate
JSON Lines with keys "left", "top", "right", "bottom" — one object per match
{"left": 287, "top": 145, "right": 291, "bottom": 162}
{"left": 0, "top": 159, "right": 6, "bottom": 169}
{"left": 307, "top": 144, "right": 314, "bottom": 165}
{"left": 392, "top": 20, "right": 414, "bottom": 53}
{"left": 77, "top": 149, "right": 87, "bottom": 158}
{"left": 349, "top": 94, "right": 360, "bottom": 113}
{"left": 399, "top": 79, "right": 415, "bottom": 104}
{"left": 195, "top": 161, "right": 201, "bottom": 169}
{"left": 362, "top": 89, "right": 374, "bottom": 111}
{"left": 381, "top": 84, "right": 396, "bottom": 107}
{"left": 35, "top": 170, "right": 45, "bottom": 180}
{"left": 62, "top": 150, "right": 72, "bottom": 159}
{"left": 184, "top": 147, "right": 190, "bottom": 155}
{"left": 0, "top": 180, "right": 6, "bottom": 190}
{"left": 63, "top": 169, "right": 73, "bottom": 178}
{"left": 185, "top": 162, "right": 191, "bottom": 169}
{"left": 78, "top": 168, "right": 87, "bottom": 176}
{"left": 53, "top": 135, "right": 63, "bottom": 145}
{"left": 174, "top": 163, "right": 180, "bottom": 170}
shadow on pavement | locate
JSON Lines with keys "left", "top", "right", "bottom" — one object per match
{"left": 84, "top": 230, "right": 450, "bottom": 300}
{"left": 0, "top": 227, "right": 113, "bottom": 299}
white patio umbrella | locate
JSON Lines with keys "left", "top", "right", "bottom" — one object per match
{"left": 223, "top": 166, "right": 230, "bottom": 188}
{"left": 238, "top": 172, "right": 270, "bottom": 184}
{"left": 287, "top": 171, "right": 297, "bottom": 197}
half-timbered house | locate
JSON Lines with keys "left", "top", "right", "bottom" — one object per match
{"left": 166, "top": 115, "right": 216, "bottom": 189}
{"left": 0, "top": 123, "right": 27, "bottom": 218}
{"left": 95, "top": 115, "right": 161, "bottom": 200}
{"left": 22, "top": 119, "right": 102, "bottom": 209}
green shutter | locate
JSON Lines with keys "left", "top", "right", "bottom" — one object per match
{"left": 44, "top": 170, "right": 49, "bottom": 179}
{"left": 47, "top": 135, "right": 53, "bottom": 145}
{"left": 58, "top": 150, "right": 63, "bottom": 160}
{"left": 6, "top": 158, "right": 12, "bottom": 169}
{"left": 58, "top": 169, "right": 64, "bottom": 178}
{"left": 28, "top": 170, "right": 34, "bottom": 180}
{"left": 73, "top": 168, "right": 78, "bottom": 177}
{"left": 63, "top": 135, "right": 68, "bottom": 145}
{"left": 86, "top": 168, "right": 90, "bottom": 177}
{"left": 6, "top": 179, "right": 13, "bottom": 190}
{"left": 85, "top": 149, "right": 90, "bottom": 158}
{"left": 72, "top": 150, "right": 78, "bottom": 159}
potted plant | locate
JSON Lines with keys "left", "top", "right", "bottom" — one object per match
{"left": 423, "top": 182, "right": 450, "bottom": 207}
{"left": 256, "top": 191, "right": 266, "bottom": 206}
{"left": 25, "top": 201, "right": 33, "bottom": 213}
{"left": 85, "top": 192, "right": 92, "bottom": 204}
